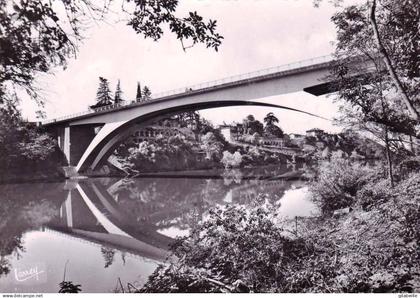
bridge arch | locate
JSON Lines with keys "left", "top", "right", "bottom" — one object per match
{"left": 76, "top": 100, "right": 327, "bottom": 172}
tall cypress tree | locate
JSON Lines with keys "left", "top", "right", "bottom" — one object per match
{"left": 114, "top": 79, "right": 123, "bottom": 104}
{"left": 135, "top": 82, "right": 142, "bottom": 102}
{"left": 95, "top": 77, "right": 112, "bottom": 106}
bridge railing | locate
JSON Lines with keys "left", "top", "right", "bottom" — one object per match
{"left": 42, "top": 54, "right": 334, "bottom": 125}
{"left": 151, "top": 54, "right": 333, "bottom": 99}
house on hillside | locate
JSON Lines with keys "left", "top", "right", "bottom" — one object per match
{"left": 306, "top": 128, "right": 325, "bottom": 138}
{"left": 288, "top": 133, "right": 305, "bottom": 147}
{"left": 259, "top": 137, "right": 285, "bottom": 148}
{"left": 219, "top": 125, "right": 232, "bottom": 141}
{"left": 289, "top": 133, "right": 304, "bottom": 140}
{"left": 219, "top": 123, "right": 288, "bottom": 148}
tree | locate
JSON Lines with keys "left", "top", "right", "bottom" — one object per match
{"left": 368, "top": 0, "right": 419, "bottom": 121}
{"left": 263, "top": 112, "right": 279, "bottom": 127}
{"left": 264, "top": 125, "right": 284, "bottom": 138}
{"left": 242, "top": 114, "right": 264, "bottom": 135}
{"left": 136, "top": 82, "right": 142, "bottom": 102}
{"left": 35, "top": 110, "right": 46, "bottom": 120}
{"left": 0, "top": 102, "right": 59, "bottom": 181}
{"left": 0, "top": 0, "right": 223, "bottom": 108}
{"left": 263, "top": 113, "right": 283, "bottom": 138}
{"left": 114, "top": 80, "right": 123, "bottom": 104}
{"left": 142, "top": 86, "right": 152, "bottom": 101}
{"left": 201, "top": 132, "right": 224, "bottom": 160}
{"left": 245, "top": 115, "right": 255, "bottom": 122}
{"left": 329, "top": 1, "right": 419, "bottom": 132}
{"left": 92, "top": 77, "right": 112, "bottom": 107}
{"left": 329, "top": 0, "right": 420, "bottom": 184}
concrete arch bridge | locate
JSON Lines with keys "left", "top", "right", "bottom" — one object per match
{"left": 42, "top": 55, "right": 371, "bottom": 175}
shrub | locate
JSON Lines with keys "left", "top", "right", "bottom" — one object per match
{"left": 356, "top": 178, "right": 392, "bottom": 211}
{"left": 140, "top": 200, "right": 310, "bottom": 293}
{"left": 220, "top": 151, "right": 242, "bottom": 168}
{"left": 309, "top": 153, "right": 376, "bottom": 214}
{"left": 397, "top": 156, "right": 420, "bottom": 179}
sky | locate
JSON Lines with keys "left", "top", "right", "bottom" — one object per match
{"left": 21, "top": 0, "right": 352, "bottom": 134}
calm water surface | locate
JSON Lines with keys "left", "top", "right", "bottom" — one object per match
{"left": 0, "top": 165, "right": 318, "bottom": 292}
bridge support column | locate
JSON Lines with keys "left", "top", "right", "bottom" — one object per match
{"left": 53, "top": 124, "right": 102, "bottom": 177}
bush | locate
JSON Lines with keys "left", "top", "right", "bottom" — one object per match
{"left": 310, "top": 153, "right": 377, "bottom": 214}
{"left": 303, "top": 172, "right": 420, "bottom": 293}
{"left": 124, "top": 136, "right": 203, "bottom": 172}
{"left": 356, "top": 178, "right": 392, "bottom": 211}
{"left": 397, "top": 156, "right": 420, "bottom": 179}
{"left": 220, "top": 151, "right": 242, "bottom": 168}
{"left": 140, "top": 200, "right": 310, "bottom": 293}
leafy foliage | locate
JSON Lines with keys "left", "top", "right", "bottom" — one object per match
{"left": 201, "top": 132, "right": 224, "bottom": 161}
{"left": 59, "top": 281, "right": 82, "bottom": 293}
{"left": 140, "top": 168, "right": 420, "bottom": 293}
{"left": 243, "top": 115, "right": 264, "bottom": 135}
{"left": 125, "top": 135, "right": 202, "bottom": 172}
{"left": 309, "top": 153, "right": 379, "bottom": 214}
{"left": 140, "top": 199, "right": 310, "bottom": 293}
{"left": 263, "top": 112, "right": 279, "bottom": 126}
{"left": 0, "top": 102, "right": 64, "bottom": 182}
{"left": 0, "top": 0, "right": 223, "bottom": 106}
{"left": 264, "top": 124, "right": 284, "bottom": 138}
{"left": 330, "top": 0, "right": 419, "bottom": 147}
{"left": 220, "top": 151, "right": 242, "bottom": 169}
{"left": 93, "top": 77, "right": 113, "bottom": 107}
{"left": 142, "top": 86, "right": 152, "bottom": 101}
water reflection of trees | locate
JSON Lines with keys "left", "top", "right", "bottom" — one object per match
{"left": 222, "top": 169, "right": 244, "bottom": 185}
{"left": 101, "top": 246, "right": 116, "bottom": 268}
{"left": 0, "top": 183, "right": 66, "bottom": 277}
{"left": 100, "top": 171, "right": 295, "bottom": 233}
{"left": 105, "top": 178, "right": 229, "bottom": 229}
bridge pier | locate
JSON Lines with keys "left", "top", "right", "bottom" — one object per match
{"left": 47, "top": 124, "right": 103, "bottom": 177}
{"left": 50, "top": 124, "right": 101, "bottom": 166}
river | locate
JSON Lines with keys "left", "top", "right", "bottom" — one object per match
{"left": 0, "top": 165, "right": 318, "bottom": 293}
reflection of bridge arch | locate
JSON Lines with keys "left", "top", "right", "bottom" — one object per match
{"left": 44, "top": 227, "right": 165, "bottom": 264}
{"left": 54, "top": 181, "right": 173, "bottom": 262}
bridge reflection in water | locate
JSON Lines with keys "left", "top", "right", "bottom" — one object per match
{"left": 49, "top": 173, "right": 296, "bottom": 263}
{"left": 0, "top": 166, "right": 317, "bottom": 292}
{"left": 51, "top": 179, "right": 174, "bottom": 263}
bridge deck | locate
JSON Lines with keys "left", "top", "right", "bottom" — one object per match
{"left": 42, "top": 55, "right": 334, "bottom": 126}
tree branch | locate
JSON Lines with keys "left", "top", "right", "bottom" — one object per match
{"left": 369, "top": 0, "right": 420, "bottom": 121}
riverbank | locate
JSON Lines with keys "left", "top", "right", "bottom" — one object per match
{"left": 0, "top": 168, "right": 65, "bottom": 185}
{"left": 0, "top": 162, "right": 303, "bottom": 185}
{"left": 130, "top": 167, "right": 303, "bottom": 180}
{"left": 137, "top": 157, "right": 420, "bottom": 293}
